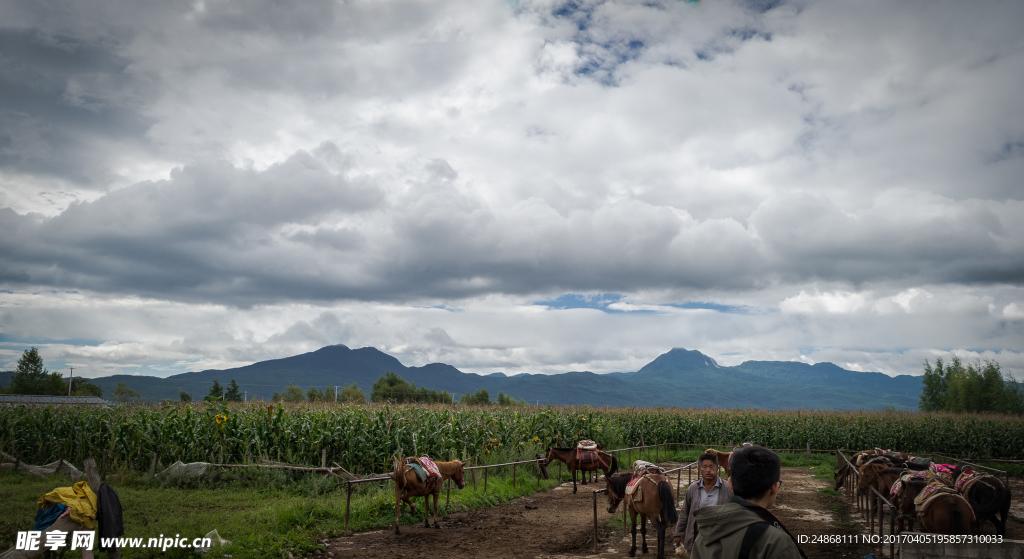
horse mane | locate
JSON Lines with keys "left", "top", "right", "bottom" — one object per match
{"left": 606, "top": 472, "right": 632, "bottom": 496}
{"left": 549, "top": 447, "right": 574, "bottom": 452}
{"left": 434, "top": 459, "right": 464, "bottom": 476}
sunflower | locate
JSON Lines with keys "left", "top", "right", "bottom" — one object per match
{"left": 215, "top": 414, "right": 226, "bottom": 424}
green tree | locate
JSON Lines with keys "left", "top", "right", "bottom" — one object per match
{"left": 204, "top": 380, "right": 224, "bottom": 402}
{"left": 272, "top": 383, "right": 306, "bottom": 403}
{"left": 179, "top": 389, "right": 192, "bottom": 402}
{"left": 496, "top": 391, "right": 516, "bottom": 406}
{"left": 68, "top": 378, "right": 103, "bottom": 398}
{"left": 370, "top": 372, "right": 452, "bottom": 403}
{"left": 340, "top": 383, "right": 366, "bottom": 404}
{"left": 919, "top": 358, "right": 947, "bottom": 412}
{"left": 920, "top": 357, "right": 1024, "bottom": 414}
{"left": 224, "top": 379, "right": 243, "bottom": 402}
{"left": 112, "top": 382, "right": 141, "bottom": 404}
{"left": 461, "top": 387, "right": 490, "bottom": 405}
{"left": 8, "top": 348, "right": 67, "bottom": 396}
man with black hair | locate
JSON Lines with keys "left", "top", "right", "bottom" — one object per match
{"left": 691, "top": 445, "right": 805, "bottom": 559}
{"left": 674, "top": 452, "right": 734, "bottom": 556}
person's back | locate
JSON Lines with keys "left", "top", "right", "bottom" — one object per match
{"left": 690, "top": 446, "right": 804, "bottom": 559}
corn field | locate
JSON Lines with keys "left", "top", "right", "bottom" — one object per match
{"left": 2, "top": 403, "right": 1022, "bottom": 473}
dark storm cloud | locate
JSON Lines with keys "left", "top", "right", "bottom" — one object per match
{"left": 1, "top": 149, "right": 1020, "bottom": 306}
{"left": 0, "top": 27, "right": 154, "bottom": 185}
{"left": 0, "top": 146, "right": 385, "bottom": 303}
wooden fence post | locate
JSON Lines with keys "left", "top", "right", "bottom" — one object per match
{"left": 322, "top": 449, "right": 327, "bottom": 469}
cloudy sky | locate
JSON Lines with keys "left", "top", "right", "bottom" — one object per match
{"left": 1, "top": 0, "right": 1022, "bottom": 381}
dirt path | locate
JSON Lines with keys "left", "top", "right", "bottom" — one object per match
{"left": 322, "top": 464, "right": 1019, "bottom": 559}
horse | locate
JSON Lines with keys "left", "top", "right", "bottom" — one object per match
{"left": 917, "top": 493, "right": 974, "bottom": 535}
{"left": 543, "top": 447, "right": 618, "bottom": 494}
{"left": 391, "top": 458, "right": 466, "bottom": 534}
{"left": 857, "top": 463, "right": 903, "bottom": 518}
{"left": 605, "top": 471, "right": 679, "bottom": 559}
{"left": 704, "top": 448, "right": 733, "bottom": 476}
{"left": 893, "top": 475, "right": 928, "bottom": 532}
{"left": 952, "top": 465, "right": 1011, "bottom": 535}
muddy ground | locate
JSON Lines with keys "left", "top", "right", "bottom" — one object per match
{"left": 322, "top": 461, "right": 986, "bottom": 559}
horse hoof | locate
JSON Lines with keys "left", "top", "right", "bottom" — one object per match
{"left": 628, "top": 551, "right": 636, "bottom": 558}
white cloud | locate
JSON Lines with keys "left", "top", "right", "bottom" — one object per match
{"left": 1, "top": 0, "right": 1023, "bottom": 382}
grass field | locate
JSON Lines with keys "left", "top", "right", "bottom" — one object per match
{"left": 0, "top": 447, "right": 843, "bottom": 559}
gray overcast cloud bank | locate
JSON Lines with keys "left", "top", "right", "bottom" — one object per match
{"left": 0, "top": 0, "right": 1023, "bottom": 379}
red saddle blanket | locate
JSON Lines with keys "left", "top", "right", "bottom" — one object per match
{"left": 575, "top": 449, "right": 607, "bottom": 467}
{"left": 626, "top": 476, "right": 645, "bottom": 502}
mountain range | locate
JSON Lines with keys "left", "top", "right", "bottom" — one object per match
{"left": 23, "top": 345, "right": 922, "bottom": 410}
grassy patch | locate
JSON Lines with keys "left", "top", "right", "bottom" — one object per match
{"left": 0, "top": 455, "right": 564, "bottom": 559}
{"left": 818, "top": 487, "right": 841, "bottom": 496}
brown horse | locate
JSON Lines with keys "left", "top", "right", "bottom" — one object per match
{"left": 392, "top": 458, "right": 466, "bottom": 534}
{"left": 857, "top": 464, "right": 903, "bottom": 519}
{"left": 918, "top": 493, "right": 974, "bottom": 534}
{"left": 952, "top": 466, "right": 1011, "bottom": 535}
{"left": 893, "top": 476, "right": 928, "bottom": 532}
{"left": 605, "top": 471, "right": 679, "bottom": 559}
{"left": 543, "top": 447, "right": 618, "bottom": 494}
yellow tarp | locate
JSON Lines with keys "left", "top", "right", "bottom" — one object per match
{"left": 37, "top": 481, "right": 97, "bottom": 529}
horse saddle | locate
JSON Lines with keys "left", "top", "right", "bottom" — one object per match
{"left": 405, "top": 456, "right": 441, "bottom": 479}
{"left": 914, "top": 480, "right": 973, "bottom": 521}
{"left": 577, "top": 450, "right": 599, "bottom": 462}
{"left": 626, "top": 476, "right": 645, "bottom": 502}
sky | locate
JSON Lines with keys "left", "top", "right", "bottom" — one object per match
{"left": 1, "top": 0, "right": 1022, "bottom": 381}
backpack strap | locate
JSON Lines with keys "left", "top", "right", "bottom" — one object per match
{"left": 739, "top": 522, "right": 770, "bottom": 559}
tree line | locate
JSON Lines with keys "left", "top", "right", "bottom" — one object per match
{"left": 919, "top": 357, "right": 1024, "bottom": 414}
{"left": 0, "top": 348, "right": 103, "bottom": 397}
{"left": 2, "top": 349, "right": 526, "bottom": 407}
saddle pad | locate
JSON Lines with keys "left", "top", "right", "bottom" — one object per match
{"left": 626, "top": 476, "right": 644, "bottom": 502}
{"left": 914, "top": 480, "right": 956, "bottom": 510}
{"left": 418, "top": 456, "right": 441, "bottom": 478}
{"left": 907, "top": 456, "right": 931, "bottom": 466}
{"left": 914, "top": 481, "right": 975, "bottom": 521}
{"left": 408, "top": 463, "right": 427, "bottom": 482}
{"left": 891, "top": 471, "right": 927, "bottom": 501}
{"left": 956, "top": 470, "right": 987, "bottom": 495}
{"left": 928, "top": 463, "right": 956, "bottom": 485}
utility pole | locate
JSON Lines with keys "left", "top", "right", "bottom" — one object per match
{"left": 335, "top": 386, "right": 339, "bottom": 403}
{"left": 67, "top": 367, "right": 74, "bottom": 397}
{"left": 244, "top": 391, "right": 247, "bottom": 403}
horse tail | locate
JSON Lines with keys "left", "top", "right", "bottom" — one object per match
{"left": 392, "top": 457, "right": 406, "bottom": 491}
{"left": 608, "top": 454, "right": 618, "bottom": 476}
{"left": 658, "top": 480, "right": 678, "bottom": 525}
{"left": 950, "top": 504, "right": 963, "bottom": 535}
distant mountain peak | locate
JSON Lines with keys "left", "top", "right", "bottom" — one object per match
{"left": 637, "top": 348, "right": 721, "bottom": 376}
{"left": 487, "top": 372, "right": 507, "bottom": 377}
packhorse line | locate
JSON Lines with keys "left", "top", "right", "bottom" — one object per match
{"left": 388, "top": 442, "right": 1013, "bottom": 558}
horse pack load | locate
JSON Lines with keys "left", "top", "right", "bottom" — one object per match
{"left": 575, "top": 440, "right": 609, "bottom": 469}
{"left": 404, "top": 456, "right": 442, "bottom": 483}
{"left": 625, "top": 461, "right": 668, "bottom": 503}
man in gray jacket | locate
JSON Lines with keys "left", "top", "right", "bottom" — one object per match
{"left": 674, "top": 452, "right": 734, "bottom": 555}
{"left": 691, "top": 445, "right": 805, "bottom": 559}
